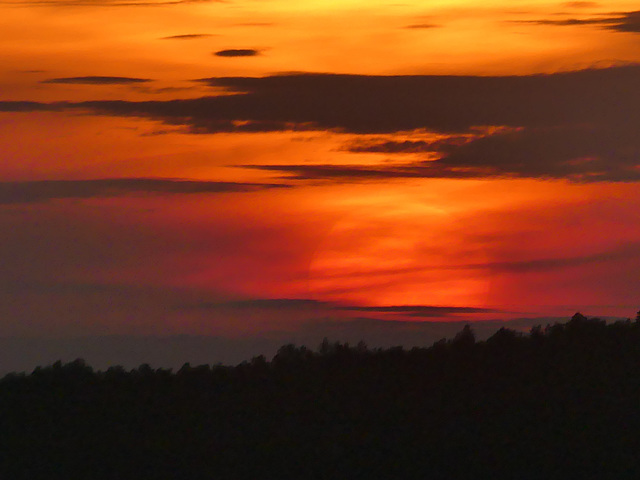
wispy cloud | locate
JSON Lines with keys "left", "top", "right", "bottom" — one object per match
{"left": 161, "top": 34, "right": 214, "bottom": 40}
{"left": 464, "top": 242, "right": 640, "bottom": 274}
{"left": 182, "top": 298, "right": 329, "bottom": 311}
{"left": 214, "top": 49, "right": 260, "bottom": 57}
{"left": 0, "top": 178, "right": 288, "bottom": 204}
{"left": 339, "top": 305, "right": 498, "bottom": 317}
{"left": 519, "top": 10, "right": 640, "bottom": 33}
{"left": 176, "top": 297, "right": 498, "bottom": 318}
{"left": 42, "top": 76, "right": 151, "bottom": 85}
{"left": 403, "top": 23, "right": 440, "bottom": 29}
{"left": 562, "top": 2, "right": 599, "bottom": 8}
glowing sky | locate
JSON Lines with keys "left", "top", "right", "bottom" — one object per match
{"left": 1, "top": 0, "right": 639, "bottom": 345}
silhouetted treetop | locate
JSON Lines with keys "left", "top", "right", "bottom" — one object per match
{"left": 2, "top": 312, "right": 640, "bottom": 479}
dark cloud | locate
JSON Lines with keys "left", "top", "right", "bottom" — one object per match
{"left": 339, "top": 305, "right": 498, "bottom": 317}
{"left": 177, "top": 297, "right": 497, "bottom": 317}
{"left": 182, "top": 298, "right": 329, "bottom": 311}
{"left": 8, "top": 67, "right": 640, "bottom": 134}
{"left": 4, "top": 66, "right": 640, "bottom": 182}
{"left": 214, "top": 49, "right": 260, "bottom": 57}
{"left": 521, "top": 11, "right": 640, "bottom": 33}
{"left": 467, "top": 242, "right": 640, "bottom": 274}
{"left": 436, "top": 125, "right": 640, "bottom": 181}
{"left": 0, "top": 178, "right": 288, "bottom": 204}
{"left": 404, "top": 23, "right": 440, "bottom": 29}
{"left": 161, "top": 34, "right": 214, "bottom": 40}
{"left": 134, "top": 67, "right": 640, "bottom": 134}
{"left": 242, "top": 146, "right": 640, "bottom": 182}
{"left": 0, "top": 101, "right": 56, "bottom": 112}
{"left": 347, "top": 137, "right": 468, "bottom": 154}
{"left": 42, "top": 76, "right": 151, "bottom": 85}
{"left": 241, "top": 163, "right": 439, "bottom": 181}
{"left": 562, "top": 1, "right": 598, "bottom": 8}
{"left": 341, "top": 124, "right": 640, "bottom": 181}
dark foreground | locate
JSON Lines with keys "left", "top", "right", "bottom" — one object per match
{"left": 2, "top": 313, "right": 640, "bottom": 479}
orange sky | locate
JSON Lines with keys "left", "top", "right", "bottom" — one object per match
{"left": 1, "top": 0, "right": 639, "bottom": 345}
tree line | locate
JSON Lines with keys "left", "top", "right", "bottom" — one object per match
{"left": 2, "top": 312, "right": 640, "bottom": 479}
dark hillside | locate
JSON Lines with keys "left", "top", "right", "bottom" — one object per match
{"left": 2, "top": 313, "right": 640, "bottom": 479}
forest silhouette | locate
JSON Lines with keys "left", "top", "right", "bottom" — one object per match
{"left": 2, "top": 312, "right": 640, "bottom": 479}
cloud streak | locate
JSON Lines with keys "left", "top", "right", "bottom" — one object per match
{"left": 42, "top": 76, "right": 152, "bottom": 85}
{"left": 161, "top": 34, "right": 214, "bottom": 40}
{"left": 340, "top": 305, "right": 498, "bottom": 317}
{"left": 520, "top": 10, "right": 640, "bottom": 33}
{"left": 214, "top": 49, "right": 260, "bottom": 57}
{"left": 469, "top": 242, "right": 640, "bottom": 274}
{"left": 177, "top": 297, "right": 498, "bottom": 318}
{"left": 182, "top": 298, "right": 329, "bottom": 311}
{"left": 404, "top": 23, "right": 440, "bottom": 29}
{"left": 0, "top": 178, "right": 288, "bottom": 204}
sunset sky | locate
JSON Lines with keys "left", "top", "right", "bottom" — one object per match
{"left": 1, "top": 0, "right": 639, "bottom": 368}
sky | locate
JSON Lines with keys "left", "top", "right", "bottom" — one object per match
{"left": 1, "top": 0, "right": 639, "bottom": 369}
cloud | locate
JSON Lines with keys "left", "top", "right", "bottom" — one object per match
{"left": 8, "top": 66, "right": 640, "bottom": 134}
{"left": 0, "top": 101, "right": 56, "bottom": 112}
{"left": 4, "top": 66, "right": 640, "bottom": 182}
{"left": 339, "top": 305, "right": 498, "bottom": 317}
{"left": 340, "top": 124, "right": 640, "bottom": 182}
{"left": 42, "top": 76, "right": 152, "bottom": 85}
{"left": 347, "top": 137, "right": 468, "bottom": 154}
{"left": 182, "top": 298, "right": 329, "bottom": 311}
{"left": 240, "top": 163, "right": 440, "bottom": 181}
{"left": 562, "top": 1, "right": 598, "bottom": 8}
{"left": 521, "top": 11, "right": 640, "bottom": 33}
{"left": 161, "top": 34, "right": 214, "bottom": 40}
{"left": 242, "top": 147, "right": 640, "bottom": 182}
{"left": 466, "top": 242, "right": 640, "bottom": 274}
{"left": 436, "top": 125, "right": 640, "bottom": 182}
{"left": 177, "top": 296, "right": 497, "bottom": 318}
{"left": 214, "top": 49, "right": 260, "bottom": 57}
{"left": 404, "top": 23, "right": 440, "bottom": 29}
{"left": 0, "top": 178, "right": 288, "bottom": 204}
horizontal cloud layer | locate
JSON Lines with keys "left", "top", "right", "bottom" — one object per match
{"left": 161, "top": 34, "right": 214, "bottom": 40}
{"left": 177, "top": 297, "right": 499, "bottom": 317}
{"left": 214, "top": 49, "right": 260, "bottom": 57}
{"left": 5, "top": 66, "right": 639, "bottom": 134}
{"left": 3, "top": 66, "right": 639, "bottom": 181}
{"left": 522, "top": 10, "right": 640, "bottom": 33}
{"left": 0, "top": 178, "right": 287, "bottom": 204}
{"left": 42, "top": 76, "right": 152, "bottom": 84}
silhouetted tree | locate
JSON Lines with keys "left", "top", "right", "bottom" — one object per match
{"left": 451, "top": 324, "right": 475, "bottom": 348}
{"left": 2, "top": 313, "right": 640, "bottom": 479}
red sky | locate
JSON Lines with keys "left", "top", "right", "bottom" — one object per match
{"left": 1, "top": 0, "right": 639, "bottom": 367}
